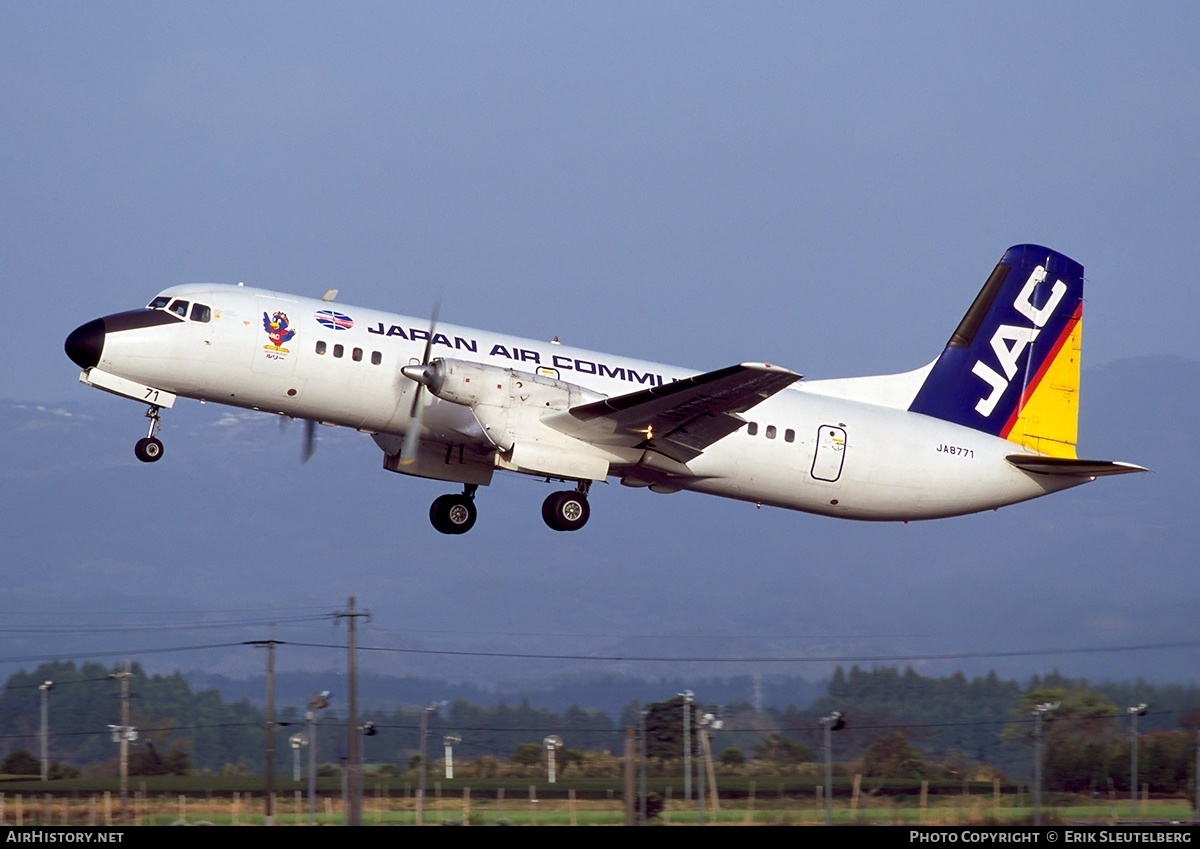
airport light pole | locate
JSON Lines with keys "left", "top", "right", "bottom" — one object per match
{"left": 679, "top": 690, "right": 694, "bottom": 801}
{"left": 443, "top": 735, "right": 461, "bottom": 779}
{"left": 697, "top": 711, "right": 723, "bottom": 824}
{"left": 290, "top": 733, "right": 307, "bottom": 782}
{"left": 544, "top": 735, "right": 564, "bottom": 784}
{"left": 38, "top": 681, "right": 53, "bottom": 781}
{"left": 1031, "top": 701, "right": 1059, "bottom": 826}
{"left": 417, "top": 702, "right": 444, "bottom": 825}
{"left": 821, "top": 711, "right": 846, "bottom": 826}
{"left": 1129, "top": 704, "right": 1148, "bottom": 822}
{"left": 639, "top": 708, "right": 648, "bottom": 826}
{"left": 306, "top": 690, "right": 330, "bottom": 825}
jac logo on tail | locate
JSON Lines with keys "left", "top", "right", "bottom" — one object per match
{"left": 972, "top": 266, "right": 1066, "bottom": 417}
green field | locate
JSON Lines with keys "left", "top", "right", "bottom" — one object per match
{"left": 1, "top": 777, "right": 1194, "bottom": 826}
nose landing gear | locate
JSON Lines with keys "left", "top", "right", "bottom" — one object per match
{"left": 134, "top": 405, "right": 164, "bottom": 463}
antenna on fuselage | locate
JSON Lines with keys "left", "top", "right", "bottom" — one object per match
{"left": 322, "top": 289, "right": 338, "bottom": 302}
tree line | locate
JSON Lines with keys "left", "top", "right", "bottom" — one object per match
{"left": 2, "top": 661, "right": 1198, "bottom": 795}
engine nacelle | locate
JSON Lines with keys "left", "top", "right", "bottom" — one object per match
{"left": 409, "top": 358, "right": 616, "bottom": 480}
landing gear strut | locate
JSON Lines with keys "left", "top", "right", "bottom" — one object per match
{"left": 429, "top": 484, "right": 478, "bottom": 535}
{"left": 542, "top": 481, "right": 591, "bottom": 532}
{"left": 134, "top": 405, "right": 164, "bottom": 463}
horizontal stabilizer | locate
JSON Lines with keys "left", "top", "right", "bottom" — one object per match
{"left": 1006, "top": 454, "right": 1148, "bottom": 477}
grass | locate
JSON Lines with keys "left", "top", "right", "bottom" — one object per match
{"left": 1, "top": 786, "right": 1194, "bottom": 826}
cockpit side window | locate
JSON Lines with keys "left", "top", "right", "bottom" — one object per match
{"left": 149, "top": 296, "right": 171, "bottom": 309}
{"left": 190, "top": 303, "right": 211, "bottom": 323}
{"left": 168, "top": 299, "right": 189, "bottom": 318}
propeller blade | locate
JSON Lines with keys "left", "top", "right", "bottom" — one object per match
{"left": 408, "top": 303, "right": 440, "bottom": 418}
{"left": 400, "top": 411, "right": 422, "bottom": 466}
{"left": 400, "top": 305, "right": 440, "bottom": 466}
{"left": 301, "top": 419, "right": 317, "bottom": 464}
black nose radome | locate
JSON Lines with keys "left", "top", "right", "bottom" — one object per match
{"left": 65, "top": 318, "right": 105, "bottom": 369}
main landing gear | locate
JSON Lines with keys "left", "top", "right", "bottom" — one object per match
{"left": 542, "top": 482, "right": 591, "bottom": 532}
{"left": 134, "top": 405, "right": 164, "bottom": 463}
{"left": 426, "top": 481, "right": 594, "bottom": 534}
{"left": 429, "top": 484, "right": 478, "bottom": 535}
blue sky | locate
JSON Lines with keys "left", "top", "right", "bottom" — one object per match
{"left": 1, "top": 3, "right": 1196, "bottom": 691}
{"left": 5, "top": 2, "right": 1198, "bottom": 401}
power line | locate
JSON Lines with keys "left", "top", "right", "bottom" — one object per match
{"left": 0, "top": 636, "right": 1196, "bottom": 667}
{"left": 0, "top": 614, "right": 332, "bottom": 635}
{"left": 0, "top": 641, "right": 252, "bottom": 664}
{"left": 283, "top": 637, "right": 1200, "bottom": 664}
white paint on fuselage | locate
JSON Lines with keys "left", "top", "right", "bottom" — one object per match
{"left": 96, "top": 284, "right": 1084, "bottom": 521}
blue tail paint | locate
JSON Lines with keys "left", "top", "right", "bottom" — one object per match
{"left": 908, "top": 245, "right": 1084, "bottom": 454}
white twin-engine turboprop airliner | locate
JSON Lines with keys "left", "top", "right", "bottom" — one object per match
{"left": 65, "top": 245, "right": 1144, "bottom": 534}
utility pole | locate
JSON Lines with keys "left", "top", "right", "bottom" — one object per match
{"left": 246, "top": 639, "right": 282, "bottom": 826}
{"left": 111, "top": 661, "right": 133, "bottom": 823}
{"left": 337, "top": 597, "right": 368, "bottom": 827}
{"left": 624, "top": 725, "right": 635, "bottom": 826}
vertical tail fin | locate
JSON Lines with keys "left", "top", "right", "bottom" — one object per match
{"left": 908, "top": 244, "right": 1084, "bottom": 458}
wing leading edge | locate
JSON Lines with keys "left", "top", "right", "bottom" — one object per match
{"left": 544, "top": 362, "right": 802, "bottom": 463}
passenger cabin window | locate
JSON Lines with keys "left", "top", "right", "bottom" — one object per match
{"left": 352, "top": 347, "right": 363, "bottom": 362}
{"left": 149, "top": 296, "right": 171, "bottom": 309}
{"left": 747, "top": 422, "right": 759, "bottom": 436}
{"left": 333, "top": 344, "right": 344, "bottom": 358}
{"left": 168, "top": 299, "right": 189, "bottom": 318}
{"left": 766, "top": 425, "right": 777, "bottom": 439}
{"left": 371, "top": 351, "right": 382, "bottom": 365}
{"left": 785, "top": 428, "right": 796, "bottom": 443}
{"left": 190, "top": 303, "right": 211, "bottom": 323}
{"left": 315, "top": 341, "right": 327, "bottom": 355}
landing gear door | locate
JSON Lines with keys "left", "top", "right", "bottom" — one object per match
{"left": 811, "top": 425, "right": 847, "bottom": 482}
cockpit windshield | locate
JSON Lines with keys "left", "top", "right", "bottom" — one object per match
{"left": 147, "top": 294, "right": 211, "bottom": 322}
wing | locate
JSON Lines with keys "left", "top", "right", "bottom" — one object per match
{"left": 544, "top": 362, "right": 801, "bottom": 463}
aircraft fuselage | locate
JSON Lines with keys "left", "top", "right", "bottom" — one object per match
{"left": 66, "top": 281, "right": 1082, "bottom": 524}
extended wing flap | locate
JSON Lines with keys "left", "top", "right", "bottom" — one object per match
{"left": 1006, "top": 454, "right": 1148, "bottom": 477}
{"left": 545, "top": 362, "right": 801, "bottom": 462}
